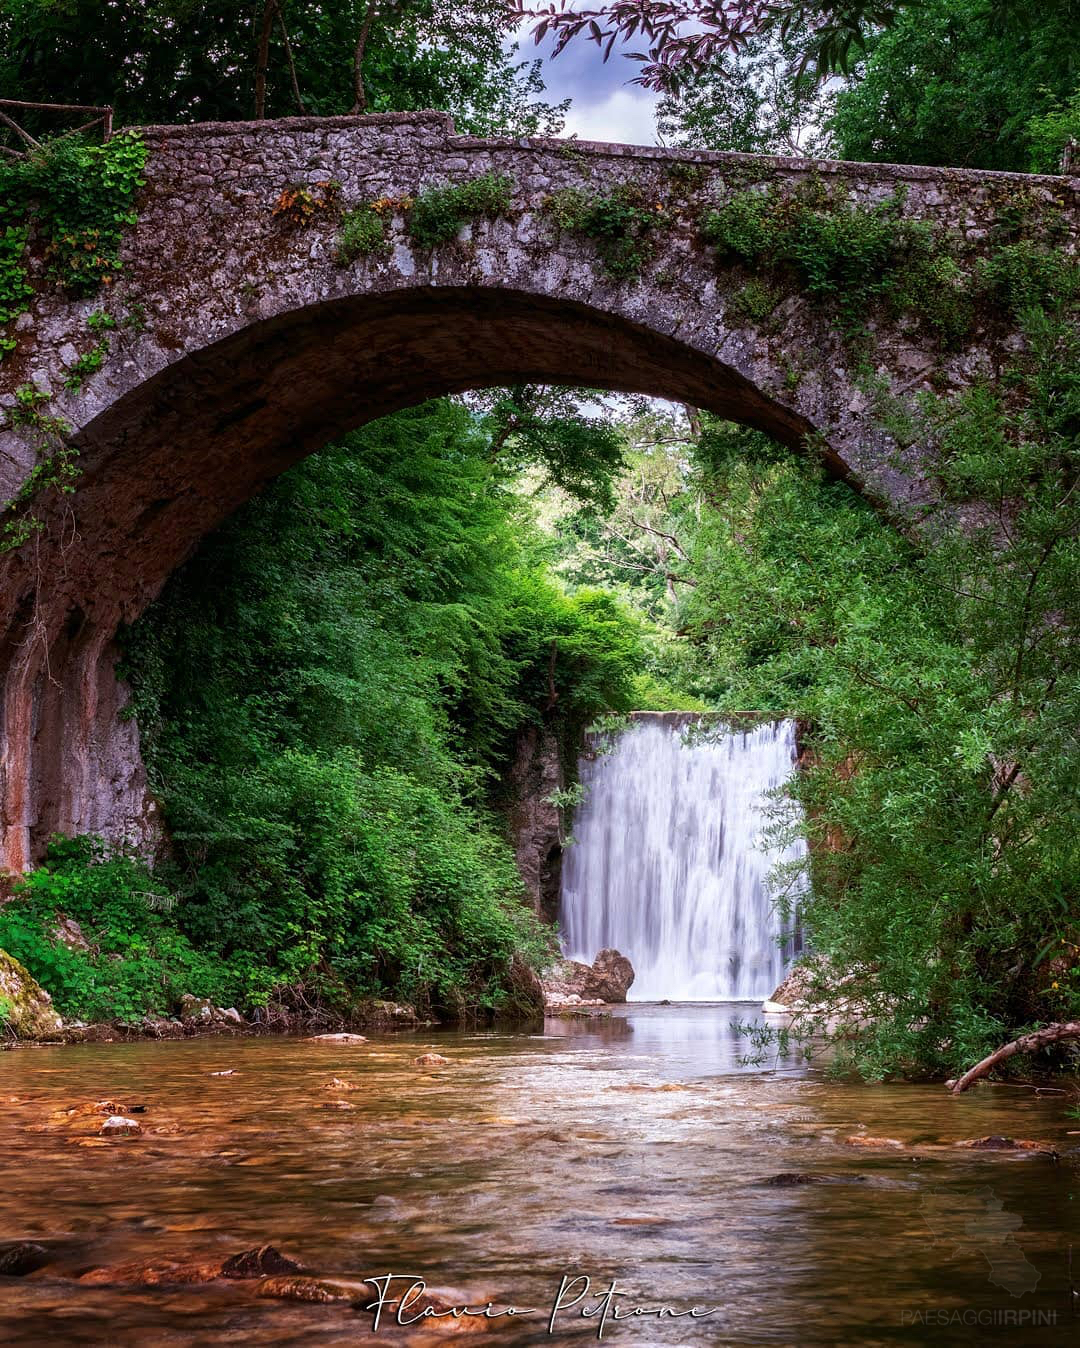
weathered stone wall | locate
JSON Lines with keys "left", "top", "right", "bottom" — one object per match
{"left": 505, "top": 724, "right": 565, "bottom": 923}
{"left": 0, "top": 111, "right": 1076, "bottom": 872}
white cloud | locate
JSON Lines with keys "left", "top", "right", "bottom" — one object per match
{"left": 562, "top": 88, "right": 660, "bottom": 146}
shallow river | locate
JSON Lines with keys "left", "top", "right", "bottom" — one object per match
{"left": 2, "top": 1004, "right": 1077, "bottom": 1346}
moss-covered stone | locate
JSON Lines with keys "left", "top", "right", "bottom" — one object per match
{"left": 0, "top": 948, "right": 63, "bottom": 1037}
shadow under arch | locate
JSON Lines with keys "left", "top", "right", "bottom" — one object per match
{"left": 0, "top": 283, "right": 842, "bottom": 871}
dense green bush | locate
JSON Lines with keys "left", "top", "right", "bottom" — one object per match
{"left": 335, "top": 203, "right": 389, "bottom": 261}
{"left": 93, "top": 399, "right": 645, "bottom": 1021}
{"left": 0, "top": 133, "right": 146, "bottom": 318}
{"left": 700, "top": 184, "right": 978, "bottom": 340}
{"left": 0, "top": 837, "right": 251, "bottom": 1022}
{"left": 675, "top": 318, "right": 1080, "bottom": 1077}
{"left": 546, "top": 183, "right": 669, "bottom": 278}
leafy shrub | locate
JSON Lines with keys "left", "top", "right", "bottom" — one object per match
{"left": 977, "top": 241, "right": 1079, "bottom": 317}
{"left": 700, "top": 183, "right": 1076, "bottom": 341}
{"left": 546, "top": 183, "right": 669, "bottom": 278}
{"left": 336, "top": 204, "right": 389, "bottom": 261}
{"left": 112, "top": 400, "right": 642, "bottom": 1019}
{"left": 1026, "top": 87, "right": 1080, "bottom": 174}
{"left": 701, "top": 185, "right": 974, "bottom": 337}
{"left": 271, "top": 179, "right": 341, "bottom": 227}
{"left": 407, "top": 172, "right": 513, "bottom": 248}
{"left": 0, "top": 132, "right": 146, "bottom": 359}
{"left": 0, "top": 837, "right": 251, "bottom": 1022}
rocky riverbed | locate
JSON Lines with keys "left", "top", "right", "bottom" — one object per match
{"left": 2, "top": 1003, "right": 1078, "bottom": 1346}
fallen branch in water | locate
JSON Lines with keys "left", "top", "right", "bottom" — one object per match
{"left": 947, "top": 1022, "right": 1080, "bottom": 1094}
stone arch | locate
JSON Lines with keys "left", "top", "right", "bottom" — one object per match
{"left": 0, "top": 112, "right": 1074, "bottom": 870}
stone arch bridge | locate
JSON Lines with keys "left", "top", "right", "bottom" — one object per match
{"left": 0, "top": 111, "right": 1076, "bottom": 871}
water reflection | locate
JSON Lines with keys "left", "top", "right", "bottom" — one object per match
{"left": 1, "top": 1004, "right": 1076, "bottom": 1346}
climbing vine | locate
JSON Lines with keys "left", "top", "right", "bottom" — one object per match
{"left": 0, "top": 135, "right": 147, "bottom": 550}
{"left": 0, "top": 132, "right": 146, "bottom": 360}
{"left": 0, "top": 386, "right": 77, "bottom": 553}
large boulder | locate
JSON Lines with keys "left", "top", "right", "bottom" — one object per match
{"left": 543, "top": 948, "right": 635, "bottom": 1005}
{"left": 0, "top": 948, "right": 63, "bottom": 1037}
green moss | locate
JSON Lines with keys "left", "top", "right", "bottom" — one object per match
{"left": 0, "top": 948, "right": 63, "bottom": 1037}
{"left": 729, "top": 276, "right": 784, "bottom": 326}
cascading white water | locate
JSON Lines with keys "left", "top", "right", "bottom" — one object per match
{"left": 560, "top": 714, "right": 807, "bottom": 1001}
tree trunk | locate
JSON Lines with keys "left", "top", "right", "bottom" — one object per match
{"left": 254, "top": 0, "right": 277, "bottom": 119}
{"left": 947, "top": 1021, "right": 1080, "bottom": 1093}
{"left": 350, "top": 1, "right": 379, "bottom": 114}
{"left": 277, "top": 3, "right": 306, "bottom": 114}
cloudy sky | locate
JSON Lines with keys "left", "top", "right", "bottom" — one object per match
{"left": 511, "top": 25, "right": 663, "bottom": 145}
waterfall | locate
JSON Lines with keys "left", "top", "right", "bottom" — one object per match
{"left": 559, "top": 714, "right": 807, "bottom": 1001}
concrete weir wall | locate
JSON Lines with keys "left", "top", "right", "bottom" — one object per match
{"left": 0, "top": 111, "right": 1076, "bottom": 871}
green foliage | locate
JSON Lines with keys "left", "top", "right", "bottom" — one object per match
{"left": 336, "top": 203, "right": 390, "bottom": 261}
{"left": 480, "top": 384, "right": 627, "bottom": 510}
{"left": 977, "top": 240, "right": 1080, "bottom": 315}
{"left": 0, "top": 223, "right": 32, "bottom": 358}
{"left": 109, "top": 399, "right": 644, "bottom": 1020}
{"left": 729, "top": 277, "right": 784, "bottom": 326}
{"left": 546, "top": 183, "right": 670, "bottom": 278}
{"left": 701, "top": 183, "right": 976, "bottom": 339}
{"left": 407, "top": 172, "right": 513, "bottom": 249}
{"left": 0, "top": 836, "right": 252, "bottom": 1022}
{"left": 0, "top": 1, "right": 568, "bottom": 136}
{"left": 0, "top": 132, "right": 146, "bottom": 358}
{"left": 673, "top": 319, "right": 1080, "bottom": 1077}
{"left": 701, "top": 181, "right": 1075, "bottom": 340}
{"left": 1026, "top": 87, "right": 1080, "bottom": 173}
{"left": 63, "top": 339, "right": 109, "bottom": 391}
{"left": 657, "top": 18, "right": 837, "bottom": 159}
{"left": 86, "top": 308, "right": 117, "bottom": 332}
{"left": 1, "top": 385, "right": 79, "bottom": 553}
{"left": 829, "top": 0, "right": 1080, "bottom": 172}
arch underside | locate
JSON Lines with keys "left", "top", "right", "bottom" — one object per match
{"left": 0, "top": 285, "right": 827, "bottom": 870}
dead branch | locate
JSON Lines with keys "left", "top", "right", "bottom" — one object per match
{"left": 947, "top": 1021, "right": 1080, "bottom": 1093}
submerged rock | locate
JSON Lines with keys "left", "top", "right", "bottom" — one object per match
{"left": 956, "top": 1136, "right": 1052, "bottom": 1152}
{"left": 845, "top": 1135, "right": 905, "bottom": 1149}
{"left": 414, "top": 1052, "right": 449, "bottom": 1067}
{"left": 762, "top": 1172, "right": 916, "bottom": 1189}
{"left": 0, "top": 949, "right": 63, "bottom": 1037}
{"left": 542, "top": 948, "right": 635, "bottom": 1006}
{"left": 80, "top": 1258, "right": 222, "bottom": 1286}
{"left": 766, "top": 1172, "right": 877, "bottom": 1188}
{"left": 306, "top": 1032, "right": 368, "bottom": 1045}
{"left": 220, "top": 1245, "right": 304, "bottom": 1279}
{"left": 0, "top": 1241, "right": 51, "bottom": 1276}
{"left": 256, "top": 1274, "right": 356, "bottom": 1303}
{"left": 99, "top": 1115, "right": 142, "bottom": 1137}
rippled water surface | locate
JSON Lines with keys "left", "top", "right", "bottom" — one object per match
{"left": 2, "top": 1004, "right": 1077, "bottom": 1346}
